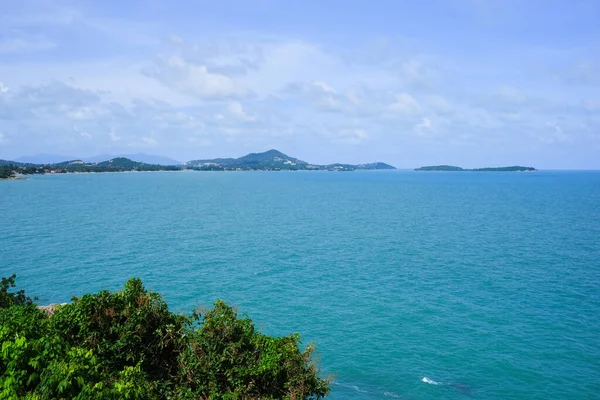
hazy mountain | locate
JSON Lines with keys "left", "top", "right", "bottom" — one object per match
{"left": 15, "top": 154, "right": 78, "bottom": 164}
{"left": 415, "top": 165, "right": 536, "bottom": 172}
{"left": 14, "top": 153, "right": 182, "bottom": 165}
{"left": 187, "top": 149, "right": 395, "bottom": 170}
{"left": 0, "top": 159, "right": 26, "bottom": 166}
{"left": 8, "top": 150, "right": 395, "bottom": 170}
{"left": 83, "top": 153, "right": 182, "bottom": 165}
{"left": 188, "top": 149, "right": 308, "bottom": 167}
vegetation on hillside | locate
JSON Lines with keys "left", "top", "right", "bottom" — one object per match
{"left": 471, "top": 166, "right": 537, "bottom": 172}
{"left": 415, "top": 165, "right": 536, "bottom": 172}
{"left": 415, "top": 165, "right": 464, "bottom": 171}
{"left": 0, "top": 166, "right": 15, "bottom": 179}
{"left": 2, "top": 150, "right": 395, "bottom": 176}
{"left": 0, "top": 275, "right": 330, "bottom": 399}
{"left": 187, "top": 150, "right": 396, "bottom": 171}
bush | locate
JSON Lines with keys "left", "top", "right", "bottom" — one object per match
{"left": 0, "top": 275, "right": 330, "bottom": 399}
{"left": 0, "top": 274, "right": 36, "bottom": 308}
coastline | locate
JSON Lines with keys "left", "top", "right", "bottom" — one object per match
{"left": 7, "top": 168, "right": 398, "bottom": 179}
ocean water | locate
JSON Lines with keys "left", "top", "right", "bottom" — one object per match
{"left": 1, "top": 170, "right": 600, "bottom": 399}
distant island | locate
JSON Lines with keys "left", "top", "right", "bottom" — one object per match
{"left": 415, "top": 165, "right": 537, "bottom": 172}
{"left": 187, "top": 150, "right": 395, "bottom": 171}
{"left": 0, "top": 149, "right": 395, "bottom": 179}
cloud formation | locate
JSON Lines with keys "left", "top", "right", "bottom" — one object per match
{"left": 0, "top": 0, "right": 599, "bottom": 168}
{"left": 145, "top": 56, "right": 247, "bottom": 100}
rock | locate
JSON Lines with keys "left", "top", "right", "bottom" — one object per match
{"left": 37, "top": 303, "right": 67, "bottom": 316}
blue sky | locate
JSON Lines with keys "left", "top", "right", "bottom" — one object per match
{"left": 0, "top": 0, "right": 599, "bottom": 168}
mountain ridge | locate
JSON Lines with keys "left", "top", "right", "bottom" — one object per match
{"left": 13, "top": 153, "right": 182, "bottom": 165}
{"left": 415, "top": 165, "right": 537, "bottom": 172}
{"left": 2, "top": 149, "right": 396, "bottom": 172}
{"left": 187, "top": 149, "right": 394, "bottom": 170}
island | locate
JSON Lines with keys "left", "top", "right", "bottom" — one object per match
{"left": 0, "top": 149, "right": 396, "bottom": 178}
{"left": 415, "top": 165, "right": 537, "bottom": 172}
{"left": 186, "top": 149, "right": 395, "bottom": 171}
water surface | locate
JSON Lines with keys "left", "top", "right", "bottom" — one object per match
{"left": 1, "top": 170, "right": 599, "bottom": 399}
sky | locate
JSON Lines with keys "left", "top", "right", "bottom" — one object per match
{"left": 0, "top": 0, "right": 599, "bottom": 168}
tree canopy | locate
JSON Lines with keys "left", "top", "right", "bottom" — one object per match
{"left": 0, "top": 275, "right": 330, "bottom": 399}
{"left": 0, "top": 166, "right": 15, "bottom": 179}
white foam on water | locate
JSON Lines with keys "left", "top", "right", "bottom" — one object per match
{"left": 421, "top": 377, "right": 441, "bottom": 385}
{"left": 351, "top": 385, "right": 367, "bottom": 393}
{"left": 383, "top": 391, "right": 401, "bottom": 398}
{"left": 334, "top": 382, "right": 367, "bottom": 393}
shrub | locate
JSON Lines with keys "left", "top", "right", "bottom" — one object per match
{"left": 0, "top": 275, "right": 330, "bottom": 399}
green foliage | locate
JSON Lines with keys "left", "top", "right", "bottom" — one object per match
{"left": 0, "top": 276, "right": 330, "bottom": 399}
{"left": 178, "top": 300, "right": 329, "bottom": 399}
{"left": 0, "top": 166, "right": 15, "bottom": 179}
{"left": 2, "top": 158, "right": 182, "bottom": 177}
{"left": 414, "top": 165, "right": 464, "bottom": 171}
{"left": 470, "top": 166, "right": 536, "bottom": 172}
{"left": 0, "top": 275, "right": 37, "bottom": 308}
{"left": 415, "top": 165, "right": 537, "bottom": 172}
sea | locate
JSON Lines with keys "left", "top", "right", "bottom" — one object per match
{"left": 1, "top": 170, "right": 599, "bottom": 399}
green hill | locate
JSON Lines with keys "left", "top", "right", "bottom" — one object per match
{"left": 415, "top": 165, "right": 536, "bottom": 172}
{"left": 97, "top": 157, "right": 150, "bottom": 169}
{"left": 0, "top": 166, "right": 15, "bottom": 179}
{"left": 358, "top": 162, "right": 396, "bottom": 170}
{"left": 415, "top": 165, "right": 464, "bottom": 171}
{"left": 188, "top": 149, "right": 395, "bottom": 171}
{"left": 0, "top": 159, "right": 26, "bottom": 167}
{"left": 188, "top": 149, "right": 307, "bottom": 169}
{"left": 471, "top": 166, "right": 537, "bottom": 172}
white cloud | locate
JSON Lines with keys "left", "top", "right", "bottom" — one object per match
{"left": 312, "top": 81, "right": 336, "bottom": 93}
{"left": 0, "top": 20, "right": 598, "bottom": 167}
{"left": 169, "top": 35, "right": 184, "bottom": 45}
{"left": 315, "top": 96, "right": 344, "bottom": 112}
{"left": 227, "top": 101, "right": 256, "bottom": 121}
{"left": 0, "top": 36, "right": 57, "bottom": 54}
{"left": 285, "top": 81, "right": 350, "bottom": 113}
{"left": 146, "top": 56, "right": 246, "bottom": 100}
{"left": 497, "top": 85, "right": 526, "bottom": 103}
{"left": 109, "top": 128, "right": 121, "bottom": 141}
{"left": 335, "top": 128, "right": 369, "bottom": 144}
{"left": 2, "top": 4, "right": 81, "bottom": 27}
{"left": 561, "top": 62, "right": 600, "bottom": 85}
{"left": 242, "top": 42, "right": 342, "bottom": 95}
{"left": 399, "top": 59, "right": 438, "bottom": 87}
{"left": 426, "top": 95, "right": 452, "bottom": 113}
{"left": 500, "top": 112, "right": 522, "bottom": 122}
{"left": 188, "top": 137, "right": 211, "bottom": 146}
{"left": 140, "top": 137, "right": 158, "bottom": 147}
{"left": 389, "top": 93, "right": 422, "bottom": 115}
{"left": 543, "top": 122, "right": 569, "bottom": 143}
{"left": 72, "top": 125, "right": 92, "bottom": 140}
{"left": 66, "top": 106, "right": 104, "bottom": 120}
{"left": 583, "top": 100, "right": 600, "bottom": 112}
{"left": 414, "top": 118, "right": 434, "bottom": 137}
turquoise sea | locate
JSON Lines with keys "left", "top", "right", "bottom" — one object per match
{"left": 1, "top": 170, "right": 599, "bottom": 399}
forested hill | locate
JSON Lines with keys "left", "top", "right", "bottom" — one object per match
{"left": 1, "top": 150, "right": 396, "bottom": 177}
{"left": 415, "top": 165, "right": 537, "bottom": 172}
{"left": 188, "top": 149, "right": 396, "bottom": 171}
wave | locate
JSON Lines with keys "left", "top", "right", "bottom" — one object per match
{"left": 421, "top": 377, "right": 441, "bottom": 385}
{"left": 383, "top": 391, "right": 402, "bottom": 398}
{"left": 334, "top": 382, "right": 367, "bottom": 393}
